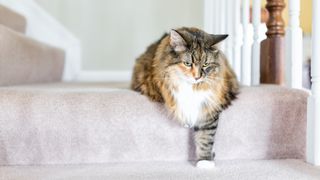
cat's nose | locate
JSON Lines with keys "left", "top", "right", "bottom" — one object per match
{"left": 195, "top": 76, "right": 201, "bottom": 80}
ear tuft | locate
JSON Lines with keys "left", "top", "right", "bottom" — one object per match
{"left": 210, "top": 34, "right": 228, "bottom": 45}
{"left": 170, "top": 29, "right": 187, "bottom": 52}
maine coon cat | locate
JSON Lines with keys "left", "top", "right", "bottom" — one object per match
{"left": 131, "top": 27, "right": 239, "bottom": 168}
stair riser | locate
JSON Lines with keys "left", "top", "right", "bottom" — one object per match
{"left": 0, "top": 25, "right": 65, "bottom": 86}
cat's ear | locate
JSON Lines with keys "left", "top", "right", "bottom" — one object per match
{"left": 210, "top": 34, "right": 228, "bottom": 45}
{"left": 170, "top": 29, "right": 187, "bottom": 52}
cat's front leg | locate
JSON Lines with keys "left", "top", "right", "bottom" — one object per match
{"left": 193, "top": 119, "right": 218, "bottom": 169}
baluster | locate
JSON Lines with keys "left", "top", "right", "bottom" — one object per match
{"left": 251, "top": 0, "right": 261, "bottom": 85}
{"left": 233, "top": 0, "right": 242, "bottom": 80}
{"left": 204, "top": 0, "right": 214, "bottom": 33}
{"left": 219, "top": 0, "right": 226, "bottom": 33}
{"left": 241, "top": 0, "right": 251, "bottom": 85}
{"left": 219, "top": 0, "right": 226, "bottom": 51}
{"left": 225, "top": 0, "right": 234, "bottom": 67}
{"left": 214, "top": 0, "right": 220, "bottom": 34}
{"left": 307, "top": 0, "right": 320, "bottom": 166}
{"left": 260, "top": 0, "right": 285, "bottom": 84}
{"left": 285, "top": 0, "right": 303, "bottom": 88}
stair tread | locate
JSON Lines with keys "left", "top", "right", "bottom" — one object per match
{"left": 1, "top": 159, "right": 319, "bottom": 180}
{"left": 0, "top": 5, "right": 26, "bottom": 33}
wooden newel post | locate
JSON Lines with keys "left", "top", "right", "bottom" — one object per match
{"left": 260, "top": 0, "right": 285, "bottom": 84}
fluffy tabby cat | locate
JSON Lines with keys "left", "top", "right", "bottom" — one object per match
{"left": 131, "top": 27, "right": 239, "bottom": 168}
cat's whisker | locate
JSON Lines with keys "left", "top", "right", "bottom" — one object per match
{"left": 205, "top": 77, "right": 235, "bottom": 83}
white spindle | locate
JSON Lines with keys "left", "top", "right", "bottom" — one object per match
{"left": 233, "top": 0, "right": 242, "bottom": 80}
{"left": 251, "top": 0, "right": 261, "bottom": 85}
{"left": 214, "top": 0, "right": 220, "bottom": 34}
{"left": 307, "top": 0, "right": 320, "bottom": 166}
{"left": 204, "top": 0, "right": 214, "bottom": 34}
{"left": 241, "top": 0, "right": 251, "bottom": 85}
{"left": 225, "top": 0, "right": 234, "bottom": 67}
{"left": 286, "top": 0, "right": 303, "bottom": 88}
{"left": 219, "top": 0, "right": 226, "bottom": 34}
{"left": 218, "top": 0, "right": 227, "bottom": 52}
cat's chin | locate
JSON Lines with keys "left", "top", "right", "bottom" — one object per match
{"left": 184, "top": 79, "right": 204, "bottom": 85}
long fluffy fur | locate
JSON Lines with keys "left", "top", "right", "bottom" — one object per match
{"left": 131, "top": 27, "right": 239, "bottom": 163}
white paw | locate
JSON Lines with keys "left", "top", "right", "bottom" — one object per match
{"left": 196, "top": 160, "right": 215, "bottom": 169}
{"left": 183, "top": 124, "right": 190, "bottom": 128}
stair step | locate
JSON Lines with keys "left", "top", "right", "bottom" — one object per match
{"left": 0, "top": 84, "right": 308, "bottom": 165}
{"left": 1, "top": 160, "right": 319, "bottom": 180}
{"left": 0, "top": 25, "right": 65, "bottom": 86}
{"left": 0, "top": 5, "right": 26, "bottom": 33}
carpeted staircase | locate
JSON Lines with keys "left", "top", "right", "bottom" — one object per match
{"left": 0, "top": 5, "right": 64, "bottom": 86}
{"left": 0, "top": 5, "right": 319, "bottom": 180}
{"left": 0, "top": 5, "right": 26, "bottom": 33}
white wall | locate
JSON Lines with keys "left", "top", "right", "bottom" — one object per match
{"left": 35, "top": 0, "right": 203, "bottom": 74}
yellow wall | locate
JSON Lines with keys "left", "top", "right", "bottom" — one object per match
{"left": 261, "top": 0, "right": 312, "bottom": 34}
{"left": 300, "top": 0, "right": 312, "bottom": 34}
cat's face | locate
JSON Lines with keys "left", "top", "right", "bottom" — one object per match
{"left": 168, "top": 28, "right": 228, "bottom": 84}
{"left": 174, "top": 48, "right": 220, "bottom": 84}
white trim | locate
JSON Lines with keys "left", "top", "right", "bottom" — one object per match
{"left": 75, "top": 71, "right": 132, "bottom": 82}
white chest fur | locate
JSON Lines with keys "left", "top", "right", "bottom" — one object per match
{"left": 172, "top": 82, "right": 212, "bottom": 127}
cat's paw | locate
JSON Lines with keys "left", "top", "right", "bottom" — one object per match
{"left": 183, "top": 124, "right": 191, "bottom": 128}
{"left": 196, "top": 160, "right": 215, "bottom": 169}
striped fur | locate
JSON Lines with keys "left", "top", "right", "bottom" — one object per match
{"left": 131, "top": 27, "right": 239, "bottom": 163}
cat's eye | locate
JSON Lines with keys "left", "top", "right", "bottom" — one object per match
{"left": 183, "top": 62, "right": 192, "bottom": 67}
{"left": 203, "top": 62, "right": 209, "bottom": 67}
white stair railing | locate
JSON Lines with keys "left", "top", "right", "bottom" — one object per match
{"left": 251, "top": 0, "right": 261, "bottom": 86}
{"left": 213, "top": 0, "right": 219, "bottom": 34}
{"left": 204, "top": 0, "right": 214, "bottom": 34}
{"left": 219, "top": 0, "right": 226, "bottom": 51}
{"left": 225, "top": 0, "right": 234, "bottom": 67}
{"left": 204, "top": 0, "right": 320, "bottom": 167}
{"left": 307, "top": 0, "right": 320, "bottom": 166}
{"left": 232, "top": 0, "right": 242, "bottom": 81}
{"left": 204, "top": 0, "right": 261, "bottom": 84}
{"left": 241, "top": 0, "right": 251, "bottom": 86}
{"left": 286, "top": 0, "right": 303, "bottom": 89}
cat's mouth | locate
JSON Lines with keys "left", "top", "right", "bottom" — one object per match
{"left": 181, "top": 78, "right": 204, "bottom": 84}
{"left": 175, "top": 71, "right": 204, "bottom": 84}
{"left": 187, "top": 78, "right": 204, "bottom": 84}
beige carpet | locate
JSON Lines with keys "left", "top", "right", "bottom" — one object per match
{"left": 0, "top": 5, "right": 26, "bottom": 33}
{"left": 0, "top": 25, "right": 65, "bottom": 86}
{"left": 0, "top": 83, "right": 308, "bottom": 165}
{"left": 1, "top": 160, "right": 319, "bottom": 180}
